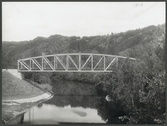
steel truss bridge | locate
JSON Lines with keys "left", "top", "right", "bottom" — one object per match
{"left": 18, "top": 53, "right": 136, "bottom": 72}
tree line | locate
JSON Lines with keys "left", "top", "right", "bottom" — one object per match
{"left": 2, "top": 24, "right": 166, "bottom": 124}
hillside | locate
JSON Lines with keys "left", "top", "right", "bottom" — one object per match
{"left": 2, "top": 24, "right": 166, "bottom": 124}
{"left": 2, "top": 24, "right": 165, "bottom": 69}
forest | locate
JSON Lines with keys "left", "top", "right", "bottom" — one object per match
{"left": 2, "top": 24, "right": 166, "bottom": 124}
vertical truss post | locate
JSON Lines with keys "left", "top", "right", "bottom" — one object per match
{"left": 54, "top": 56, "right": 55, "bottom": 70}
{"left": 30, "top": 60, "right": 31, "bottom": 70}
{"left": 32, "top": 59, "right": 34, "bottom": 70}
{"left": 79, "top": 54, "right": 81, "bottom": 71}
{"left": 43, "top": 57, "right": 46, "bottom": 69}
{"left": 104, "top": 55, "right": 106, "bottom": 71}
{"left": 91, "top": 55, "right": 93, "bottom": 71}
{"left": 21, "top": 62, "right": 23, "bottom": 69}
{"left": 54, "top": 56, "right": 57, "bottom": 70}
{"left": 42, "top": 57, "right": 44, "bottom": 70}
{"left": 66, "top": 55, "right": 69, "bottom": 71}
{"left": 55, "top": 56, "right": 57, "bottom": 70}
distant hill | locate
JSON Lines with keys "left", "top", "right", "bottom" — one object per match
{"left": 2, "top": 24, "right": 165, "bottom": 69}
{"left": 3, "top": 24, "right": 165, "bottom": 124}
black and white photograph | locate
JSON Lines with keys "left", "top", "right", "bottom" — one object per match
{"left": 2, "top": 2, "right": 166, "bottom": 125}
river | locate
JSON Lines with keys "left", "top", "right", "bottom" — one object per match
{"left": 23, "top": 79, "right": 110, "bottom": 124}
{"left": 5, "top": 69, "right": 116, "bottom": 124}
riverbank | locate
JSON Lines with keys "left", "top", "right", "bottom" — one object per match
{"left": 2, "top": 70, "right": 46, "bottom": 100}
{"left": 2, "top": 70, "right": 53, "bottom": 124}
{"left": 25, "top": 79, "right": 54, "bottom": 94}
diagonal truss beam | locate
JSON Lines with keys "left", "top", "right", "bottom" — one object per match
{"left": 68, "top": 55, "right": 79, "bottom": 70}
{"left": 81, "top": 55, "right": 91, "bottom": 70}
{"left": 19, "top": 61, "right": 30, "bottom": 70}
{"left": 31, "top": 58, "right": 42, "bottom": 70}
{"left": 105, "top": 57, "right": 116, "bottom": 71}
{"left": 43, "top": 57, "right": 54, "bottom": 70}
{"left": 55, "top": 55, "right": 67, "bottom": 70}
{"left": 93, "top": 55, "right": 104, "bottom": 70}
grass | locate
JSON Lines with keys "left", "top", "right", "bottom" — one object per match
{"left": 2, "top": 71, "right": 45, "bottom": 100}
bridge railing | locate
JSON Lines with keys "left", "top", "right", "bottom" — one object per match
{"left": 18, "top": 53, "right": 136, "bottom": 72}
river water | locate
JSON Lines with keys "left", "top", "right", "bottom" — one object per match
{"left": 23, "top": 79, "right": 110, "bottom": 124}
{"left": 4, "top": 69, "right": 112, "bottom": 124}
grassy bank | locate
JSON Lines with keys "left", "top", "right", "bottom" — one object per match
{"left": 2, "top": 71, "right": 45, "bottom": 100}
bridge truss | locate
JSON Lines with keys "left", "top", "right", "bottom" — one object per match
{"left": 18, "top": 53, "right": 136, "bottom": 72}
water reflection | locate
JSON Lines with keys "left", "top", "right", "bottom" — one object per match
{"left": 45, "top": 95, "right": 98, "bottom": 109}
{"left": 96, "top": 97, "right": 128, "bottom": 124}
{"left": 23, "top": 79, "right": 126, "bottom": 124}
{"left": 50, "top": 79, "right": 98, "bottom": 96}
{"left": 24, "top": 96, "right": 106, "bottom": 124}
{"left": 71, "top": 109, "right": 87, "bottom": 117}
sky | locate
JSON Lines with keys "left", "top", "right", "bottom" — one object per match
{"left": 2, "top": 2, "right": 166, "bottom": 41}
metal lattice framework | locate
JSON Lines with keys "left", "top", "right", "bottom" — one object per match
{"left": 18, "top": 53, "right": 136, "bottom": 72}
